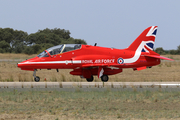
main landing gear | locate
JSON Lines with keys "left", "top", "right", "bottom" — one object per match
{"left": 101, "top": 75, "right": 109, "bottom": 82}
{"left": 86, "top": 75, "right": 94, "bottom": 82}
{"left": 86, "top": 75, "right": 109, "bottom": 82}
{"left": 33, "top": 69, "right": 40, "bottom": 82}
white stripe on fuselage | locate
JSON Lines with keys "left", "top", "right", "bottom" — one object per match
{"left": 124, "top": 41, "right": 153, "bottom": 64}
{"left": 19, "top": 60, "right": 82, "bottom": 64}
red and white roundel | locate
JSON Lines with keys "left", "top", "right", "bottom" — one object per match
{"left": 117, "top": 58, "right": 124, "bottom": 64}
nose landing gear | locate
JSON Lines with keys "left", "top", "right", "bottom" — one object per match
{"left": 33, "top": 69, "right": 40, "bottom": 82}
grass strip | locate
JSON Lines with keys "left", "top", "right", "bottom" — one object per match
{"left": 0, "top": 90, "right": 180, "bottom": 119}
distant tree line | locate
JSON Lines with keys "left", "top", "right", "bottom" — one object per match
{"left": 155, "top": 45, "right": 180, "bottom": 55}
{"left": 0, "top": 28, "right": 87, "bottom": 54}
{"left": 0, "top": 27, "right": 180, "bottom": 55}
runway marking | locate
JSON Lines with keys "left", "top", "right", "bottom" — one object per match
{"left": 156, "top": 84, "right": 180, "bottom": 86}
{"left": 0, "top": 82, "right": 180, "bottom": 89}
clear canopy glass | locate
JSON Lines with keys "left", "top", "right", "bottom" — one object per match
{"left": 37, "top": 51, "right": 49, "bottom": 58}
{"left": 38, "top": 44, "right": 81, "bottom": 57}
{"left": 47, "top": 44, "right": 64, "bottom": 55}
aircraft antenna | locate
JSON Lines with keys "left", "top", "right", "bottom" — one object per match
{"left": 94, "top": 43, "right": 97, "bottom": 46}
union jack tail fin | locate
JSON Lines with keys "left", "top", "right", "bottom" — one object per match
{"left": 127, "top": 26, "right": 157, "bottom": 52}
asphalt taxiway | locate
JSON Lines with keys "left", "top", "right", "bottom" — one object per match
{"left": 0, "top": 82, "right": 180, "bottom": 92}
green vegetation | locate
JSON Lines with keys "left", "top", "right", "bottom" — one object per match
{"left": 0, "top": 90, "right": 180, "bottom": 119}
{"left": 155, "top": 46, "right": 180, "bottom": 55}
{"left": 0, "top": 28, "right": 87, "bottom": 54}
{"left": 1, "top": 27, "right": 180, "bottom": 55}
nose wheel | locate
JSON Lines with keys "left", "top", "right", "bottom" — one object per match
{"left": 34, "top": 76, "right": 40, "bottom": 82}
{"left": 33, "top": 69, "right": 40, "bottom": 82}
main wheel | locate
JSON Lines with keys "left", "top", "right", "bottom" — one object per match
{"left": 34, "top": 76, "right": 40, "bottom": 82}
{"left": 86, "top": 75, "right": 94, "bottom": 82}
{"left": 101, "top": 75, "right": 109, "bottom": 82}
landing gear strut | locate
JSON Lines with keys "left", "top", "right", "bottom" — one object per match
{"left": 101, "top": 75, "right": 109, "bottom": 82}
{"left": 33, "top": 69, "right": 40, "bottom": 82}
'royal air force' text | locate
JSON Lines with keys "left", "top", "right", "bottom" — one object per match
{"left": 81, "top": 59, "right": 115, "bottom": 64}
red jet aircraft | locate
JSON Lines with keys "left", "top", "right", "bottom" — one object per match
{"left": 17, "top": 26, "right": 173, "bottom": 82}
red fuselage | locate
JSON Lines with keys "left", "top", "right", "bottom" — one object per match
{"left": 17, "top": 26, "right": 173, "bottom": 82}
{"left": 18, "top": 44, "right": 160, "bottom": 72}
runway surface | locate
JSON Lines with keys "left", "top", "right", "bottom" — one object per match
{"left": 0, "top": 82, "right": 180, "bottom": 90}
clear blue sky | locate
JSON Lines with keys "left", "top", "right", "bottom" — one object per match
{"left": 0, "top": 0, "right": 180, "bottom": 50}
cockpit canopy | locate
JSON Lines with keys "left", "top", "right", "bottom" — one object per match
{"left": 38, "top": 44, "right": 81, "bottom": 58}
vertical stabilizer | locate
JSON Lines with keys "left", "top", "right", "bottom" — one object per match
{"left": 127, "top": 26, "right": 157, "bottom": 52}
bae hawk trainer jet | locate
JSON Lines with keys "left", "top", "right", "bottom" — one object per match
{"left": 17, "top": 26, "right": 173, "bottom": 82}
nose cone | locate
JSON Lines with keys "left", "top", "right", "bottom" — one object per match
{"left": 17, "top": 60, "right": 30, "bottom": 70}
{"left": 17, "top": 62, "right": 20, "bottom": 68}
{"left": 17, "top": 57, "right": 38, "bottom": 71}
{"left": 17, "top": 61, "right": 25, "bottom": 68}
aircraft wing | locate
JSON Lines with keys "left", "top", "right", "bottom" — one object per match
{"left": 81, "top": 63, "right": 131, "bottom": 68}
{"left": 144, "top": 54, "right": 174, "bottom": 61}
